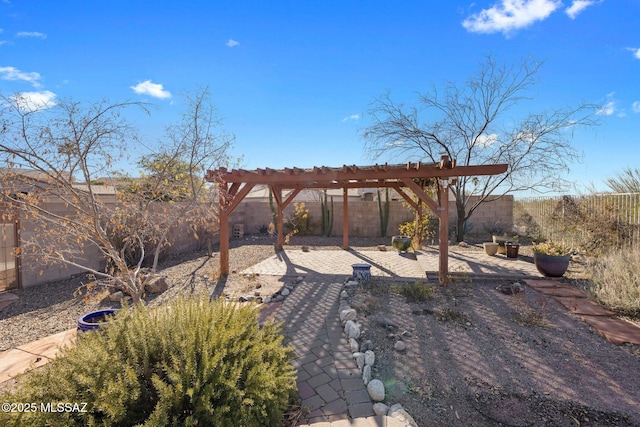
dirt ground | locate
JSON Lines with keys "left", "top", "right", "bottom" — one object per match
{"left": 350, "top": 278, "right": 640, "bottom": 427}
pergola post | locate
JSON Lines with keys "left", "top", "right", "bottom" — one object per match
{"left": 219, "top": 192, "right": 230, "bottom": 276}
{"left": 342, "top": 188, "right": 349, "bottom": 250}
{"left": 437, "top": 180, "right": 450, "bottom": 286}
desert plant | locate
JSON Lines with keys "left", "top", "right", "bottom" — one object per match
{"left": 587, "top": 246, "right": 640, "bottom": 318}
{"left": 512, "top": 292, "right": 549, "bottom": 327}
{"left": 395, "top": 281, "right": 435, "bottom": 303}
{"left": 532, "top": 241, "right": 572, "bottom": 256}
{"left": 320, "top": 190, "right": 334, "bottom": 237}
{"left": 377, "top": 188, "right": 390, "bottom": 237}
{"left": 0, "top": 297, "right": 296, "bottom": 427}
{"left": 258, "top": 224, "right": 270, "bottom": 235}
{"left": 284, "top": 202, "right": 312, "bottom": 236}
{"left": 268, "top": 189, "right": 278, "bottom": 234}
{"left": 483, "top": 220, "right": 511, "bottom": 236}
{"left": 398, "top": 215, "right": 438, "bottom": 248}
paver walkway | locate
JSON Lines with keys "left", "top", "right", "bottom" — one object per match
{"left": 243, "top": 247, "right": 541, "bottom": 280}
{"left": 272, "top": 274, "right": 375, "bottom": 424}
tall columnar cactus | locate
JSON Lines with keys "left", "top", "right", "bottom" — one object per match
{"left": 320, "top": 190, "right": 334, "bottom": 237}
{"left": 378, "top": 188, "right": 390, "bottom": 237}
{"left": 268, "top": 189, "right": 278, "bottom": 234}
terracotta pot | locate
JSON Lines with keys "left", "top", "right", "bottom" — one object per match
{"left": 534, "top": 253, "right": 571, "bottom": 277}
{"left": 506, "top": 243, "right": 520, "bottom": 259}
{"left": 483, "top": 242, "right": 499, "bottom": 256}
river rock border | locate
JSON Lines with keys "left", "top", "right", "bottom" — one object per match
{"left": 339, "top": 278, "right": 419, "bottom": 427}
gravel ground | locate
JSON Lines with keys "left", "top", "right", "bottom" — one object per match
{"left": 0, "top": 235, "right": 388, "bottom": 352}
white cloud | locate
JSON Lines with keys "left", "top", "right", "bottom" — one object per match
{"left": 12, "top": 90, "right": 57, "bottom": 112}
{"left": 226, "top": 39, "right": 240, "bottom": 47}
{"left": 462, "top": 0, "right": 562, "bottom": 35}
{"left": 565, "top": 1, "right": 596, "bottom": 19}
{"left": 627, "top": 47, "right": 640, "bottom": 60}
{"left": 0, "top": 66, "right": 42, "bottom": 87}
{"left": 16, "top": 31, "right": 47, "bottom": 39}
{"left": 342, "top": 114, "right": 360, "bottom": 122}
{"left": 476, "top": 133, "right": 499, "bottom": 147}
{"left": 596, "top": 101, "right": 615, "bottom": 116}
{"left": 632, "top": 101, "right": 640, "bottom": 114}
{"left": 130, "top": 80, "right": 172, "bottom": 99}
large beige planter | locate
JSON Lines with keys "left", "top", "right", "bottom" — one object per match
{"left": 483, "top": 242, "right": 499, "bottom": 256}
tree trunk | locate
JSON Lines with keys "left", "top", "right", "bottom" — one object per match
{"left": 456, "top": 203, "right": 466, "bottom": 242}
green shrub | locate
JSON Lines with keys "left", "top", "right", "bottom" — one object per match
{"left": 0, "top": 297, "right": 296, "bottom": 427}
{"left": 395, "top": 281, "right": 435, "bottom": 303}
{"left": 587, "top": 246, "right": 640, "bottom": 319}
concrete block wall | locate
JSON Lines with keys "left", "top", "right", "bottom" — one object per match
{"left": 227, "top": 195, "right": 513, "bottom": 238}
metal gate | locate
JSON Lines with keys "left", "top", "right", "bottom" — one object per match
{"left": 1, "top": 222, "right": 18, "bottom": 292}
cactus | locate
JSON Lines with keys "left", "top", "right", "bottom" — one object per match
{"left": 268, "top": 189, "right": 278, "bottom": 234}
{"left": 377, "top": 188, "right": 390, "bottom": 237}
{"left": 320, "top": 190, "right": 334, "bottom": 237}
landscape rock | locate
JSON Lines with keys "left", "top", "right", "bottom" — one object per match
{"left": 109, "top": 291, "right": 124, "bottom": 302}
{"left": 144, "top": 276, "right": 169, "bottom": 294}
{"left": 264, "top": 296, "right": 272, "bottom": 303}
{"left": 280, "top": 288, "right": 290, "bottom": 296}
{"left": 340, "top": 308, "right": 357, "bottom": 324}
{"left": 373, "top": 402, "right": 389, "bottom": 416}
{"left": 353, "top": 352, "right": 365, "bottom": 370}
{"left": 388, "top": 403, "right": 418, "bottom": 427}
{"left": 362, "top": 364, "right": 371, "bottom": 385}
{"left": 377, "top": 316, "right": 398, "bottom": 329}
{"left": 344, "top": 280, "right": 359, "bottom": 288}
{"left": 349, "top": 338, "right": 359, "bottom": 353}
{"left": 295, "top": 276, "right": 304, "bottom": 283}
{"left": 274, "top": 295, "right": 284, "bottom": 302}
{"left": 367, "top": 379, "right": 385, "bottom": 401}
{"left": 364, "top": 350, "right": 375, "bottom": 367}
{"left": 394, "top": 341, "right": 406, "bottom": 352}
{"left": 340, "top": 290, "right": 349, "bottom": 299}
{"left": 345, "top": 320, "right": 361, "bottom": 340}
{"left": 360, "top": 340, "right": 374, "bottom": 352}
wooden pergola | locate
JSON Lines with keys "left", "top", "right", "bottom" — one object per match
{"left": 206, "top": 155, "right": 507, "bottom": 285}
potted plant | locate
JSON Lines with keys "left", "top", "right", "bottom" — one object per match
{"left": 484, "top": 220, "right": 512, "bottom": 255}
{"left": 532, "top": 241, "right": 572, "bottom": 277}
{"left": 391, "top": 235, "right": 412, "bottom": 253}
{"left": 506, "top": 235, "right": 520, "bottom": 259}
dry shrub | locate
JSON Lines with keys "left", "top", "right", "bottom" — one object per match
{"left": 395, "top": 281, "right": 435, "bottom": 303}
{"left": 587, "top": 246, "right": 640, "bottom": 319}
{"left": 512, "top": 292, "right": 549, "bottom": 327}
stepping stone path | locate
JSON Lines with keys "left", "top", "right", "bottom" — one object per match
{"left": 524, "top": 279, "right": 640, "bottom": 345}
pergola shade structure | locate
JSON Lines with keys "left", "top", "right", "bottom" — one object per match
{"left": 206, "top": 155, "right": 507, "bottom": 285}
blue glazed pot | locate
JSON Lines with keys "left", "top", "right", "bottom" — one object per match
{"left": 77, "top": 309, "right": 118, "bottom": 333}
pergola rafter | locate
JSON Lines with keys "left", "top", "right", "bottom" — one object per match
{"left": 206, "top": 155, "right": 507, "bottom": 285}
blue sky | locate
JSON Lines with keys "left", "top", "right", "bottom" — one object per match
{"left": 1, "top": 0, "right": 639, "bottom": 194}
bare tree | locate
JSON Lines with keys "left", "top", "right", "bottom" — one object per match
{"left": 0, "top": 88, "right": 234, "bottom": 301}
{"left": 363, "top": 55, "right": 598, "bottom": 241}
{"left": 125, "top": 88, "right": 235, "bottom": 271}
{"left": 605, "top": 167, "right": 640, "bottom": 194}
